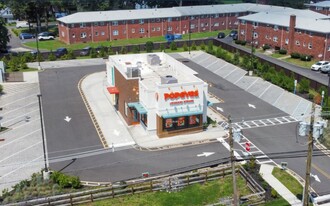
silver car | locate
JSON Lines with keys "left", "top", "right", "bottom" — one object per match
{"left": 311, "top": 61, "right": 329, "bottom": 72}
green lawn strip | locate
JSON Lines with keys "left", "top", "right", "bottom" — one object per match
{"left": 262, "top": 197, "right": 290, "bottom": 206}
{"left": 85, "top": 176, "right": 251, "bottom": 206}
{"left": 272, "top": 167, "right": 303, "bottom": 199}
{"left": 23, "top": 30, "right": 227, "bottom": 51}
{"left": 270, "top": 53, "right": 287, "bottom": 59}
{"left": 283, "top": 58, "right": 317, "bottom": 69}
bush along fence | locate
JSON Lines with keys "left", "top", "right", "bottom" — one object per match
{"left": 5, "top": 165, "right": 265, "bottom": 206}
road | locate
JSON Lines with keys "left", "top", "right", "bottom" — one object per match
{"left": 38, "top": 61, "right": 330, "bottom": 195}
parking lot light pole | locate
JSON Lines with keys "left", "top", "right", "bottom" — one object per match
{"left": 37, "top": 94, "right": 48, "bottom": 174}
{"left": 35, "top": 28, "right": 41, "bottom": 70}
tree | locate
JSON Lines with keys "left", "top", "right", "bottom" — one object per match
{"left": 0, "top": 17, "right": 9, "bottom": 52}
{"left": 145, "top": 41, "right": 153, "bottom": 53}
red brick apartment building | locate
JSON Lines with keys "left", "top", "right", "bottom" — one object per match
{"left": 238, "top": 10, "right": 330, "bottom": 60}
{"left": 306, "top": 1, "right": 330, "bottom": 15}
{"left": 57, "top": 3, "right": 302, "bottom": 45}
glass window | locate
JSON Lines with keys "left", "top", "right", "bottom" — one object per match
{"left": 71, "top": 24, "right": 75, "bottom": 28}
{"left": 139, "top": 28, "right": 145, "bottom": 33}
{"left": 101, "top": 31, "right": 105, "bottom": 36}
{"left": 167, "top": 26, "right": 172, "bottom": 31}
{"left": 112, "top": 21, "right": 118, "bottom": 26}
{"left": 285, "top": 38, "right": 289, "bottom": 45}
{"left": 296, "top": 40, "right": 300, "bottom": 45}
{"left": 100, "top": 22, "right": 105, "bottom": 26}
{"left": 132, "top": 28, "right": 135, "bottom": 33}
{"left": 113, "top": 30, "right": 119, "bottom": 36}
{"left": 273, "top": 36, "right": 278, "bottom": 42}
{"left": 95, "top": 31, "right": 98, "bottom": 36}
{"left": 165, "top": 118, "right": 173, "bottom": 129}
{"left": 131, "top": 20, "right": 135, "bottom": 24}
{"left": 94, "top": 22, "right": 98, "bottom": 26}
{"left": 215, "top": 14, "right": 219, "bottom": 18}
{"left": 139, "top": 19, "right": 144, "bottom": 24}
{"left": 190, "top": 24, "right": 195, "bottom": 29}
{"left": 168, "top": 17, "right": 172, "bottom": 22}
{"left": 80, "top": 32, "right": 87, "bottom": 38}
{"left": 156, "top": 27, "right": 160, "bottom": 31}
{"left": 141, "top": 114, "right": 148, "bottom": 127}
{"left": 80, "top": 23, "right": 86, "bottom": 28}
{"left": 308, "top": 43, "right": 312, "bottom": 49}
{"left": 177, "top": 117, "right": 185, "bottom": 127}
{"left": 274, "top": 25, "right": 279, "bottom": 31}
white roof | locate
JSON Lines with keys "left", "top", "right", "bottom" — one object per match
{"left": 306, "top": 1, "right": 330, "bottom": 7}
{"left": 238, "top": 10, "right": 330, "bottom": 33}
{"left": 57, "top": 3, "right": 305, "bottom": 24}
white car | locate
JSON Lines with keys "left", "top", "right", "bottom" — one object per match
{"left": 37, "top": 32, "right": 55, "bottom": 41}
{"left": 311, "top": 61, "right": 330, "bottom": 71}
{"left": 16, "top": 21, "right": 30, "bottom": 28}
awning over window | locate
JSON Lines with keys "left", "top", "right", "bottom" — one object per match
{"left": 107, "top": 86, "right": 119, "bottom": 94}
{"left": 162, "top": 110, "right": 203, "bottom": 119}
{"left": 128, "top": 102, "right": 147, "bottom": 114}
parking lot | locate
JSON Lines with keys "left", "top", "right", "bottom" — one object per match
{"left": 0, "top": 83, "right": 44, "bottom": 193}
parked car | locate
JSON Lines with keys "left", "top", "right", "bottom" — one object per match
{"left": 80, "top": 46, "right": 91, "bottom": 56}
{"left": 55, "top": 48, "right": 68, "bottom": 58}
{"left": 232, "top": 33, "right": 238, "bottom": 40}
{"left": 311, "top": 61, "right": 330, "bottom": 71}
{"left": 217, "top": 32, "right": 225, "bottom": 39}
{"left": 229, "top": 30, "right": 238, "bottom": 37}
{"left": 38, "top": 32, "right": 55, "bottom": 41}
{"left": 19, "top": 33, "right": 35, "bottom": 40}
{"left": 16, "top": 21, "right": 30, "bottom": 28}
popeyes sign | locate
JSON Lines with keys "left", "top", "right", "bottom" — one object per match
{"left": 164, "top": 90, "right": 199, "bottom": 101}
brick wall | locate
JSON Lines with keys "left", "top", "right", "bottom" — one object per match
{"left": 309, "top": 7, "right": 330, "bottom": 16}
{"left": 114, "top": 67, "right": 139, "bottom": 126}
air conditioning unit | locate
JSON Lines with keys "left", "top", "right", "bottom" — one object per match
{"left": 161, "top": 75, "right": 178, "bottom": 84}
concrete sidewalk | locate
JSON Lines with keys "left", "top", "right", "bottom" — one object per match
{"left": 259, "top": 164, "right": 302, "bottom": 206}
{"left": 81, "top": 71, "right": 227, "bottom": 149}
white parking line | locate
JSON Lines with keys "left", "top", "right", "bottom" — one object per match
{"left": 274, "top": 118, "right": 283, "bottom": 123}
{"left": 223, "top": 68, "right": 237, "bottom": 78}
{"left": 243, "top": 122, "right": 251, "bottom": 128}
{"left": 1, "top": 94, "right": 38, "bottom": 107}
{"left": 0, "top": 155, "right": 42, "bottom": 180}
{"left": 1, "top": 86, "right": 39, "bottom": 99}
{"left": 0, "top": 129, "right": 41, "bottom": 148}
{"left": 198, "top": 56, "right": 213, "bottom": 64}
{"left": 266, "top": 119, "right": 275, "bottom": 125}
{"left": 214, "top": 62, "right": 228, "bottom": 73}
{"left": 246, "top": 78, "right": 259, "bottom": 90}
{"left": 259, "top": 84, "right": 272, "bottom": 98}
{"left": 0, "top": 141, "right": 41, "bottom": 163}
{"left": 251, "top": 121, "right": 259, "bottom": 126}
{"left": 273, "top": 90, "right": 285, "bottom": 105}
{"left": 1, "top": 109, "right": 39, "bottom": 125}
{"left": 1, "top": 101, "right": 38, "bottom": 115}
{"left": 282, "top": 117, "right": 291, "bottom": 122}
{"left": 259, "top": 120, "right": 267, "bottom": 126}
{"left": 205, "top": 60, "right": 219, "bottom": 69}
{"left": 234, "top": 75, "right": 246, "bottom": 84}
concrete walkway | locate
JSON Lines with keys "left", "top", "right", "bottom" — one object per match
{"left": 81, "top": 71, "right": 228, "bottom": 150}
{"left": 259, "top": 164, "right": 302, "bottom": 206}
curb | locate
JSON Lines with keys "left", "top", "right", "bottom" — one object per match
{"left": 78, "top": 74, "right": 109, "bottom": 148}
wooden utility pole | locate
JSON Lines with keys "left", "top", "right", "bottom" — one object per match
{"left": 229, "top": 116, "right": 238, "bottom": 206}
{"left": 303, "top": 103, "right": 315, "bottom": 206}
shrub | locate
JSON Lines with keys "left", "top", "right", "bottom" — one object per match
{"left": 291, "top": 52, "right": 300, "bottom": 59}
{"left": 170, "top": 41, "right": 177, "bottom": 50}
{"left": 120, "top": 46, "right": 127, "bottom": 54}
{"left": 132, "top": 45, "right": 140, "bottom": 53}
{"left": 262, "top": 44, "right": 271, "bottom": 51}
{"left": 200, "top": 41, "right": 205, "bottom": 50}
{"left": 22, "top": 52, "right": 34, "bottom": 62}
{"left": 145, "top": 41, "right": 153, "bottom": 52}
{"left": 160, "top": 44, "right": 165, "bottom": 52}
{"left": 308, "top": 92, "right": 314, "bottom": 100}
{"left": 90, "top": 48, "right": 97, "bottom": 58}
{"left": 50, "top": 171, "right": 81, "bottom": 189}
{"left": 235, "top": 40, "right": 247, "bottom": 45}
{"left": 107, "top": 46, "right": 114, "bottom": 55}
{"left": 0, "top": 84, "right": 3, "bottom": 94}
{"left": 48, "top": 51, "right": 56, "bottom": 61}
{"left": 233, "top": 52, "right": 240, "bottom": 65}
{"left": 300, "top": 54, "right": 311, "bottom": 61}
{"left": 183, "top": 42, "right": 188, "bottom": 51}
{"left": 207, "top": 40, "right": 214, "bottom": 54}
{"left": 298, "top": 78, "right": 310, "bottom": 94}
{"left": 191, "top": 42, "right": 196, "bottom": 50}
{"left": 279, "top": 49, "right": 287, "bottom": 55}
{"left": 98, "top": 46, "right": 106, "bottom": 57}
{"left": 271, "top": 188, "right": 278, "bottom": 198}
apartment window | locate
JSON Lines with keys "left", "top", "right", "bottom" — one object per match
{"left": 328, "top": 46, "right": 330, "bottom": 51}
{"left": 168, "top": 17, "right": 172, "bottom": 22}
{"left": 252, "top": 22, "right": 258, "bottom": 27}
{"left": 132, "top": 28, "right": 135, "bottom": 33}
{"left": 253, "top": 32, "right": 258, "bottom": 38}
{"left": 80, "top": 23, "right": 86, "bottom": 28}
{"left": 139, "top": 28, "right": 145, "bottom": 33}
{"left": 112, "top": 21, "right": 118, "bottom": 26}
{"left": 241, "top": 30, "right": 245, "bottom": 35}
{"left": 95, "top": 31, "right": 98, "bottom": 36}
{"left": 303, "top": 42, "right": 306, "bottom": 47}
{"left": 296, "top": 40, "right": 300, "bottom": 45}
{"left": 122, "top": 20, "right": 126, "bottom": 24}
{"left": 61, "top": 31, "right": 64, "bottom": 37}
{"left": 222, "top": 22, "right": 225, "bottom": 25}
{"left": 285, "top": 38, "right": 289, "bottom": 45}
{"left": 214, "top": 22, "right": 219, "bottom": 27}
{"left": 100, "top": 22, "right": 105, "bottom": 26}
{"left": 265, "top": 34, "right": 269, "bottom": 39}
{"left": 94, "top": 22, "right": 98, "bottom": 26}
{"left": 113, "top": 30, "right": 119, "bottom": 36}
{"left": 72, "top": 33, "right": 75, "bottom": 38}
{"left": 190, "top": 16, "right": 195, "bottom": 20}
{"left": 152, "top": 27, "right": 156, "bottom": 32}
{"left": 190, "top": 24, "right": 195, "bottom": 29}
{"left": 156, "top": 27, "right": 160, "bottom": 31}
{"left": 215, "top": 14, "right": 219, "bottom": 18}
{"left": 131, "top": 20, "right": 135, "bottom": 24}
{"left": 156, "top": 18, "right": 160, "bottom": 22}
{"left": 139, "top": 19, "right": 144, "bottom": 24}
{"left": 229, "top": 21, "right": 232, "bottom": 25}
{"left": 70, "top": 24, "right": 75, "bottom": 28}
{"left": 309, "top": 31, "right": 313, "bottom": 36}
{"left": 80, "top": 32, "right": 87, "bottom": 38}
{"left": 151, "top": 18, "right": 155, "bottom": 23}
{"left": 241, "top": 20, "right": 246, "bottom": 25}
{"left": 308, "top": 43, "right": 312, "bottom": 49}
{"left": 176, "top": 17, "right": 179, "bottom": 21}
{"left": 167, "top": 26, "right": 172, "bottom": 31}
{"left": 101, "top": 31, "right": 105, "bottom": 36}
{"left": 273, "top": 36, "right": 278, "bottom": 42}
{"left": 201, "top": 15, "right": 204, "bottom": 19}
{"left": 234, "top": 21, "right": 239, "bottom": 25}
{"left": 316, "top": 6, "right": 322, "bottom": 10}
{"left": 274, "top": 25, "right": 279, "bottom": 31}
{"left": 235, "top": 13, "right": 239, "bottom": 17}
{"left": 201, "top": 23, "right": 205, "bottom": 28}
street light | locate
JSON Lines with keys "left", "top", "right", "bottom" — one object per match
{"left": 37, "top": 94, "right": 49, "bottom": 175}
{"left": 188, "top": 17, "right": 191, "bottom": 55}
{"left": 35, "top": 28, "right": 41, "bottom": 70}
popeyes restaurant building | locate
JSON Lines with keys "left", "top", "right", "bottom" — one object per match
{"left": 106, "top": 53, "right": 208, "bottom": 138}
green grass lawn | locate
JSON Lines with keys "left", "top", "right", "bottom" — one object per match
{"left": 272, "top": 167, "right": 303, "bottom": 199}
{"left": 23, "top": 30, "right": 228, "bottom": 51}
{"left": 5, "top": 67, "right": 39, "bottom": 73}
{"left": 283, "top": 58, "right": 317, "bottom": 69}
{"left": 84, "top": 176, "right": 251, "bottom": 206}
{"left": 271, "top": 53, "right": 288, "bottom": 59}
{"left": 262, "top": 198, "right": 290, "bottom": 206}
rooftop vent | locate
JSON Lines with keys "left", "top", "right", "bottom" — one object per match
{"left": 147, "top": 54, "right": 161, "bottom": 65}
{"left": 161, "top": 75, "right": 178, "bottom": 84}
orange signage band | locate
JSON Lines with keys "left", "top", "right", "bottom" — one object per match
{"left": 164, "top": 90, "right": 199, "bottom": 101}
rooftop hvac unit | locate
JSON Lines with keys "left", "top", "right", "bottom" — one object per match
{"left": 127, "top": 66, "right": 141, "bottom": 78}
{"left": 161, "top": 75, "right": 178, "bottom": 84}
{"left": 147, "top": 54, "right": 161, "bottom": 65}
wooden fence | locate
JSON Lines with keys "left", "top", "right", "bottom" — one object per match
{"left": 6, "top": 165, "right": 265, "bottom": 206}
